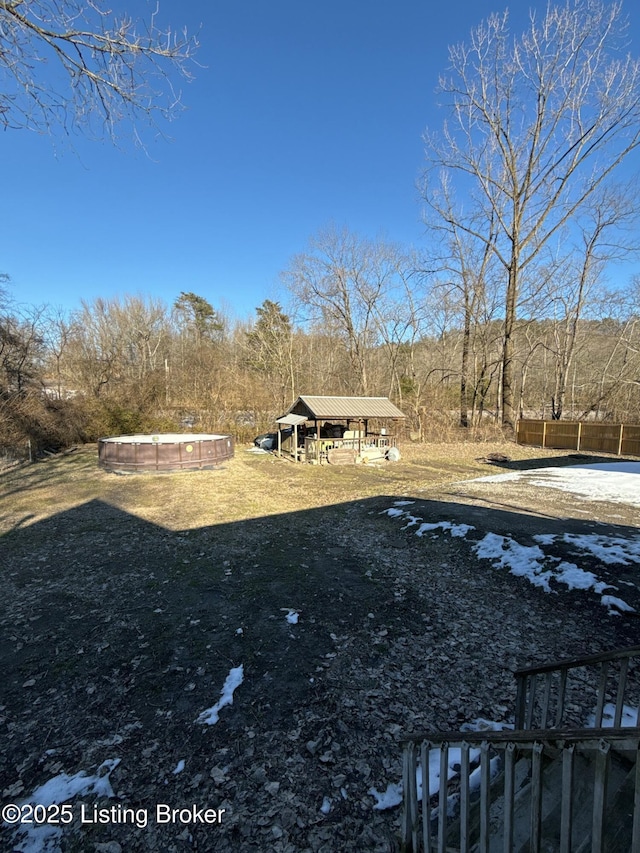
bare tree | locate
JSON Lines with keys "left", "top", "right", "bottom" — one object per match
{"left": 0, "top": 303, "right": 45, "bottom": 394}
{"left": 0, "top": 0, "right": 197, "bottom": 141}
{"left": 544, "top": 186, "right": 638, "bottom": 419}
{"left": 40, "top": 305, "right": 72, "bottom": 399}
{"left": 423, "top": 173, "right": 503, "bottom": 427}
{"left": 578, "top": 288, "right": 640, "bottom": 420}
{"left": 377, "top": 275, "right": 425, "bottom": 406}
{"left": 283, "top": 226, "right": 399, "bottom": 396}
{"left": 244, "top": 300, "right": 296, "bottom": 411}
{"left": 66, "top": 298, "right": 125, "bottom": 397}
{"left": 423, "top": 0, "right": 640, "bottom": 429}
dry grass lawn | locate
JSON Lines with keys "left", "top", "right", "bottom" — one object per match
{"left": 1, "top": 439, "right": 580, "bottom": 536}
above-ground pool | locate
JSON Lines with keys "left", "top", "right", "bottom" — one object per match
{"left": 98, "top": 433, "right": 234, "bottom": 473}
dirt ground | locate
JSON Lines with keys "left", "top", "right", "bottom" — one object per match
{"left": 1, "top": 441, "right": 638, "bottom": 852}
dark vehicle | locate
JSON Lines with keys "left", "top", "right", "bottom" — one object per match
{"left": 253, "top": 428, "right": 292, "bottom": 451}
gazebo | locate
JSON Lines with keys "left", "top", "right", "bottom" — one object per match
{"left": 275, "top": 395, "right": 406, "bottom": 463}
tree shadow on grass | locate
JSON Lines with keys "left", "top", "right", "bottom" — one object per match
{"left": 481, "top": 451, "right": 634, "bottom": 471}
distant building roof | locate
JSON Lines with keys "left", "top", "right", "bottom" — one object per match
{"left": 285, "top": 395, "right": 406, "bottom": 420}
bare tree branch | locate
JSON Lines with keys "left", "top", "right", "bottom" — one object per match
{"left": 0, "top": 0, "right": 198, "bottom": 142}
{"left": 423, "top": 0, "right": 640, "bottom": 428}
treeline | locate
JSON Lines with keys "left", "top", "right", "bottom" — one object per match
{"left": 4, "top": 1, "right": 640, "bottom": 458}
{"left": 1, "top": 227, "right": 639, "bottom": 459}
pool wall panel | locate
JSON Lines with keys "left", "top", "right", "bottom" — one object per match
{"left": 98, "top": 434, "right": 234, "bottom": 472}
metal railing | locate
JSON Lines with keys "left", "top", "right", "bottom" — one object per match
{"left": 401, "top": 729, "right": 640, "bottom": 853}
{"left": 514, "top": 646, "right": 640, "bottom": 731}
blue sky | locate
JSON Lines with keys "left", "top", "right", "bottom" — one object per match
{"left": 3, "top": 0, "right": 640, "bottom": 322}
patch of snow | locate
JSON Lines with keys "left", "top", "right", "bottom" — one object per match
{"left": 6, "top": 760, "right": 120, "bottom": 853}
{"left": 467, "top": 756, "right": 501, "bottom": 796}
{"left": 601, "top": 595, "right": 636, "bottom": 615}
{"left": 553, "top": 561, "right": 610, "bottom": 593}
{"left": 416, "top": 521, "right": 475, "bottom": 539}
{"left": 285, "top": 609, "right": 299, "bottom": 625}
{"left": 196, "top": 665, "right": 244, "bottom": 725}
{"left": 372, "top": 719, "right": 512, "bottom": 814}
{"left": 23, "top": 759, "right": 119, "bottom": 806}
{"left": 400, "top": 514, "right": 422, "bottom": 528}
{"left": 369, "top": 782, "right": 403, "bottom": 810}
{"left": 580, "top": 461, "right": 640, "bottom": 474}
{"left": 384, "top": 507, "right": 475, "bottom": 540}
{"left": 473, "top": 533, "right": 554, "bottom": 592}
{"left": 416, "top": 746, "right": 479, "bottom": 801}
{"left": 172, "top": 759, "right": 185, "bottom": 775}
{"left": 562, "top": 533, "right": 640, "bottom": 566}
{"left": 320, "top": 796, "right": 332, "bottom": 814}
{"left": 384, "top": 507, "right": 405, "bottom": 518}
{"left": 471, "top": 462, "right": 640, "bottom": 508}
{"left": 533, "top": 534, "right": 556, "bottom": 546}
{"left": 384, "top": 505, "right": 637, "bottom": 617}
{"left": 586, "top": 702, "right": 639, "bottom": 728}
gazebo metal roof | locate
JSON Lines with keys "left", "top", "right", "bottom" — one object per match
{"left": 276, "top": 413, "right": 307, "bottom": 426}
{"left": 284, "top": 395, "right": 406, "bottom": 421}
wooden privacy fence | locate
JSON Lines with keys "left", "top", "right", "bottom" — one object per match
{"left": 517, "top": 419, "right": 640, "bottom": 456}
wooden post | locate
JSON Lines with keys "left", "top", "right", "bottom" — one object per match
{"left": 618, "top": 424, "right": 624, "bottom": 456}
{"left": 577, "top": 421, "right": 582, "bottom": 452}
{"left": 542, "top": 420, "right": 547, "bottom": 449}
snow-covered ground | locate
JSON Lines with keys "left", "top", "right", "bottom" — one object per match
{"left": 366, "top": 463, "right": 640, "bottom": 815}
{"left": 473, "top": 460, "right": 640, "bottom": 509}
{"left": 384, "top": 505, "right": 639, "bottom": 614}
{"left": 5, "top": 760, "right": 120, "bottom": 853}
{"left": 385, "top": 461, "right": 640, "bottom": 615}
{"left": 373, "top": 465, "right": 640, "bottom": 816}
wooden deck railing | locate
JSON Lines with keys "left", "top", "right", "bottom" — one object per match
{"left": 301, "top": 433, "right": 396, "bottom": 463}
{"left": 401, "top": 729, "right": 640, "bottom": 853}
{"left": 514, "top": 645, "right": 640, "bottom": 730}
{"left": 401, "top": 646, "right": 640, "bottom": 852}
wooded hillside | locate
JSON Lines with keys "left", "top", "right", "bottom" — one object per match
{"left": 1, "top": 259, "right": 638, "bottom": 459}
